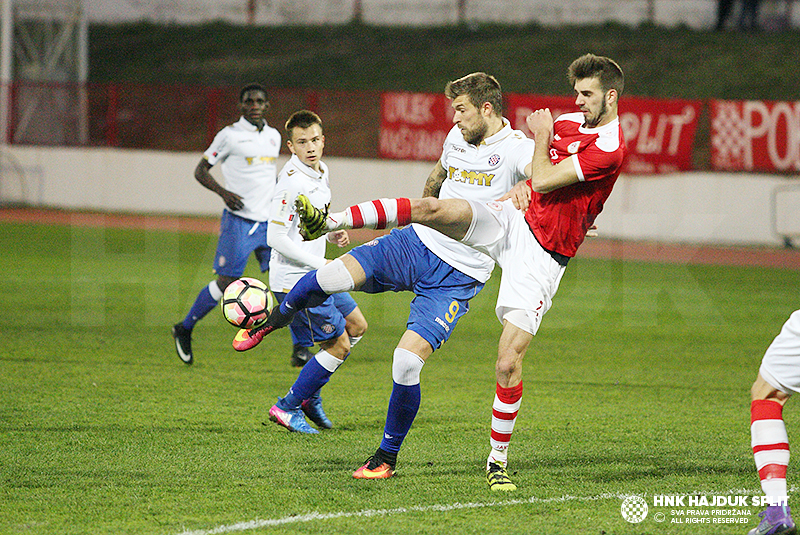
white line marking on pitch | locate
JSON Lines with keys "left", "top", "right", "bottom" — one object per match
{"left": 174, "top": 488, "right": 774, "bottom": 535}
{"left": 174, "top": 493, "right": 625, "bottom": 535}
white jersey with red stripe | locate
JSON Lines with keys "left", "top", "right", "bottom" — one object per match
{"left": 204, "top": 116, "right": 282, "bottom": 222}
{"left": 413, "top": 120, "right": 534, "bottom": 282}
{"left": 524, "top": 112, "right": 626, "bottom": 258}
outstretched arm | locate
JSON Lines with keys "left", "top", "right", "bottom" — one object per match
{"left": 194, "top": 158, "right": 244, "bottom": 211}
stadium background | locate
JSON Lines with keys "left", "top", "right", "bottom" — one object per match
{"left": 2, "top": 1, "right": 800, "bottom": 249}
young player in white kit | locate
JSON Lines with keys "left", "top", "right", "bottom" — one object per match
{"left": 233, "top": 73, "right": 535, "bottom": 483}
{"left": 286, "top": 54, "right": 628, "bottom": 491}
{"left": 265, "top": 110, "right": 368, "bottom": 434}
{"left": 172, "top": 84, "right": 281, "bottom": 365}
{"left": 748, "top": 310, "right": 799, "bottom": 535}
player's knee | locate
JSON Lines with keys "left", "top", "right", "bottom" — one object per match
{"left": 325, "top": 333, "right": 351, "bottom": 359}
{"left": 495, "top": 352, "right": 522, "bottom": 380}
{"left": 751, "top": 374, "right": 791, "bottom": 403}
{"left": 392, "top": 348, "right": 425, "bottom": 386}
{"left": 495, "top": 360, "right": 517, "bottom": 380}
{"left": 317, "top": 258, "right": 356, "bottom": 293}
{"left": 347, "top": 317, "right": 368, "bottom": 338}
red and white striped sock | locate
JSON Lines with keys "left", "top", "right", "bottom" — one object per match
{"left": 328, "top": 198, "right": 412, "bottom": 231}
{"left": 487, "top": 381, "right": 523, "bottom": 469}
{"left": 751, "top": 399, "right": 790, "bottom": 503}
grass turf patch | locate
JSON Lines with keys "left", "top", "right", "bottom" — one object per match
{"left": 1, "top": 221, "right": 797, "bottom": 534}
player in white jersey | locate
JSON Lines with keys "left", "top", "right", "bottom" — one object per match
{"left": 172, "top": 84, "right": 281, "bottom": 365}
{"left": 413, "top": 115, "right": 536, "bottom": 283}
{"left": 264, "top": 110, "right": 367, "bottom": 434}
{"left": 232, "top": 73, "right": 535, "bottom": 480}
{"left": 287, "top": 54, "right": 626, "bottom": 491}
{"left": 748, "top": 309, "right": 799, "bottom": 535}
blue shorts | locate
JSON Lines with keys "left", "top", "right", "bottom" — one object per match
{"left": 348, "top": 226, "right": 484, "bottom": 350}
{"left": 275, "top": 291, "right": 358, "bottom": 348}
{"left": 213, "top": 210, "right": 271, "bottom": 277}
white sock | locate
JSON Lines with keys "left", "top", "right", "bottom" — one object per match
{"left": 314, "top": 349, "right": 345, "bottom": 373}
{"left": 209, "top": 281, "right": 224, "bottom": 300}
{"left": 328, "top": 198, "right": 412, "bottom": 230}
{"left": 487, "top": 448, "right": 509, "bottom": 469}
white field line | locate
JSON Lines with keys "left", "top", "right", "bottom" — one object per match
{"left": 173, "top": 493, "right": 627, "bottom": 535}
{"left": 173, "top": 487, "right": 789, "bottom": 535}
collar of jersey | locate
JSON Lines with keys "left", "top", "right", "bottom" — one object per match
{"left": 236, "top": 116, "right": 264, "bottom": 132}
{"left": 577, "top": 115, "right": 620, "bottom": 135}
{"left": 480, "top": 118, "right": 513, "bottom": 146}
{"left": 289, "top": 154, "right": 326, "bottom": 179}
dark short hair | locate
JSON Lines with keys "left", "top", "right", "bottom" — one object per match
{"left": 285, "top": 110, "right": 323, "bottom": 139}
{"left": 239, "top": 83, "right": 269, "bottom": 102}
{"left": 444, "top": 72, "right": 503, "bottom": 115}
{"left": 568, "top": 54, "right": 624, "bottom": 95}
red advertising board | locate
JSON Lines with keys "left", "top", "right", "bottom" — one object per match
{"left": 378, "top": 92, "right": 453, "bottom": 161}
{"left": 379, "top": 91, "right": 702, "bottom": 175}
{"left": 506, "top": 94, "right": 702, "bottom": 174}
{"left": 711, "top": 99, "right": 800, "bottom": 172}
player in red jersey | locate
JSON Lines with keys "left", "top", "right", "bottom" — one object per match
{"left": 284, "top": 53, "right": 626, "bottom": 490}
{"left": 747, "top": 310, "right": 799, "bottom": 535}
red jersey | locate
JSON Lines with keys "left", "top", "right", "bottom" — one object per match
{"left": 524, "top": 112, "right": 626, "bottom": 258}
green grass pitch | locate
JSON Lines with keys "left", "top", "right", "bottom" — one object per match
{"left": 1, "top": 220, "right": 798, "bottom": 534}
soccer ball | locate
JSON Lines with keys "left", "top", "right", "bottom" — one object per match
{"left": 220, "top": 277, "right": 273, "bottom": 329}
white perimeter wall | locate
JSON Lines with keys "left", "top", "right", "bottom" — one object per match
{"left": 2, "top": 145, "right": 799, "bottom": 248}
{"left": 81, "top": 0, "right": 800, "bottom": 29}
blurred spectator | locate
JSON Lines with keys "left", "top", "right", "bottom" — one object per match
{"left": 716, "top": 0, "right": 761, "bottom": 30}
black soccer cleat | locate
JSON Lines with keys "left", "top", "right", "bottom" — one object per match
{"left": 171, "top": 323, "right": 193, "bottom": 365}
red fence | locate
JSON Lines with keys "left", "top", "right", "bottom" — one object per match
{"left": 4, "top": 81, "right": 800, "bottom": 175}
{"left": 5, "top": 82, "right": 381, "bottom": 158}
